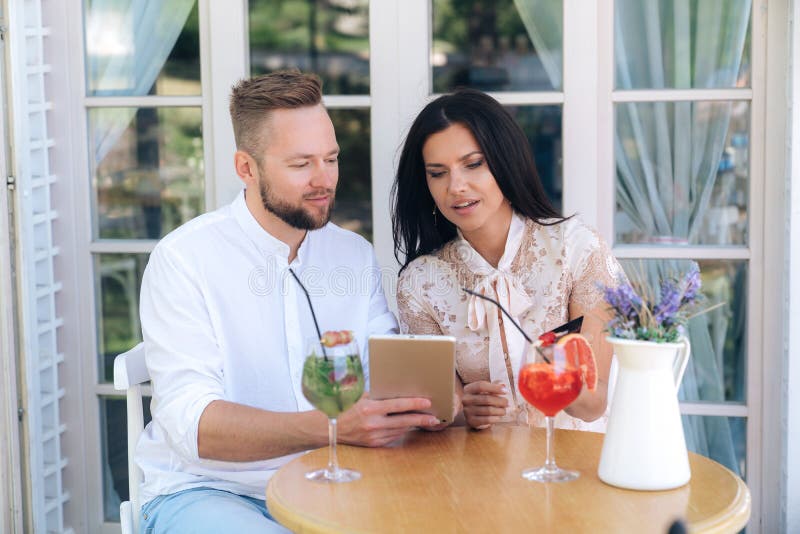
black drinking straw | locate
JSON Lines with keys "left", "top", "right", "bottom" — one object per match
{"left": 289, "top": 268, "right": 327, "bottom": 359}
{"left": 462, "top": 287, "right": 551, "bottom": 363}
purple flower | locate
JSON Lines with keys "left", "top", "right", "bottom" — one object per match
{"left": 654, "top": 281, "right": 681, "bottom": 326}
{"left": 681, "top": 266, "right": 701, "bottom": 304}
{"left": 603, "top": 282, "right": 642, "bottom": 320}
{"left": 602, "top": 265, "right": 708, "bottom": 342}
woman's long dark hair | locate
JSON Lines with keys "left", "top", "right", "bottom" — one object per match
{"left": 392, "top": 88, "right": 568, "bottom": 271}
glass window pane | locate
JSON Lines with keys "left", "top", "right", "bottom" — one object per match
{"left": 329, "top": 109, "right": 372, "bottom": 241}
{"left": 89, "top": 107, "right": 205, "bottom": 240}
{"left": 619, "top": 259, "right": 747, "bottom": 403}
{"left": 248, "top": 0, "right": 369, "bottom": 95}
{"left": 432, "top": 0, "right": 562, "bottom": 92}
{"left": 505, "top": 105, "right": 563, "bottom": 213}
{"left": 101, "top": 396, "right": 152, "bottom": 522}
{"left": 95, "top": 254, "right": 149, "bottom": 383}
{"left": 682, "top": 415, "right": 746, "bottom": 478}
{"left": 615, "top": 0, "right": 750, "bottom": 90}
{"left": 615, "top": 101, "right": 749, "bottom": 245}
{"left": 85, "top": 0, "right": 201, "bottom": 96}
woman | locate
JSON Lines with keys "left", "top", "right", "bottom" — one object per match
{"left": 392, "top": 89, "right": 622, "bottom": 431}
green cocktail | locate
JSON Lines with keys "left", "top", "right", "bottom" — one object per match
{"left": 302, "top": 333, "right": 364, "bottom": 483}
{"left": 302, "top": 353, "right": 364, "bottom": 418}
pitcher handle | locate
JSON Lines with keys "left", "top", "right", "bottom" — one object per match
{"left": 672, "top": 336, "right": 691, "bottom": 393}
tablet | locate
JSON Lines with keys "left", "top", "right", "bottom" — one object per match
{"left": 368, "top": 335, "right": 456, "bottom": 423}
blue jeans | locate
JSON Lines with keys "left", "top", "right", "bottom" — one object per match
{"left": 140, "top": 487, "right": 290, "bottom": 533}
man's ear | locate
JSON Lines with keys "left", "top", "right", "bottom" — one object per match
{"left": 234, "top": 150, "right": 257, "bottom": 186}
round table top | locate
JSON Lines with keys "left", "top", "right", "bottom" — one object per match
{"left": 266, "top": 426, "right": 750, "bottom": 533}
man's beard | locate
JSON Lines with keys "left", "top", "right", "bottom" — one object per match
{"left": 259, "top": 178, "right": 334, "bottom": 231}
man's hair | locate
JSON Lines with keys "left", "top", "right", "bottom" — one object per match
{"left": 229, "top": 70, "right": 323, "bottom": 156}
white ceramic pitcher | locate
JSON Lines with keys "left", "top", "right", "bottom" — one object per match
{"left": 598, "top": 336, "right": 692, "bottom": 491}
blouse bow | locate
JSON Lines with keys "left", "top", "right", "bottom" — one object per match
{"left": 466, "top": 270, "right": 533, "bottom": 416}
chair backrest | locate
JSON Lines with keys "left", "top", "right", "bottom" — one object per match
{"left": 113, "top": 342, "right": 149, "bottom": 534}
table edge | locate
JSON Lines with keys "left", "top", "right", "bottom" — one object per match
{"left": 267, "top": 471, "right": 365, "bottom": 534}
{"left": 688, "top": 459, "right": 752, "bottom": 534}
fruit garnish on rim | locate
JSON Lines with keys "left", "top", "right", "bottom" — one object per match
{"left": 556, "top": 333, "right": 597, "bottom": 392}
{"left": 320, "top": 330, "right": 354, "bottom": 347}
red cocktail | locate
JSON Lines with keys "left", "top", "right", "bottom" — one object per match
{"left": 518, "top": 363, "right": 582, "bottom": 417}
{"left": 517, "top": 341, "right": 586, "bottom": 483}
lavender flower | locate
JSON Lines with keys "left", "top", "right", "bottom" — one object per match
{"left": 681, "top": 266, "right": 701, "bottom": 303}
{"left": 654, "top": 281, "right": 681, "bottom": 326}
{"left": 603, "top": 281, "right": 642, "bottom": 320}
{"left": 602, "top": 266, "right": 710, "bottom": 343}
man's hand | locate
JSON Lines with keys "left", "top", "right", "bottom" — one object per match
{"left": 337, "top": 394, "right": 441, "bottom": 447}
{"left": 462, "top": 381, "right": 509, "bottom": 429}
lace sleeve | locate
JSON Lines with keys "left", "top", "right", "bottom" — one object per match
{"left": 396, "top": 263, "right": 443, "bottom": 336}
{"left": 567, "top": 222, "right": 625, "bottom": 311}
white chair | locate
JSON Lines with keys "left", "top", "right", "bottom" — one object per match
{"left": 113, "top": 342, "right": 149, "bottom": 534}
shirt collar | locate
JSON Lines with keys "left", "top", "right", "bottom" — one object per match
{"left": 232, "top": 189, "right": 293, "bottom": 260}
{"left": 456, "top": 210, "right": 526, "bottom": 275}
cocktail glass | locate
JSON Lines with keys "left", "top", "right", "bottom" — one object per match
{"left": 301, "top": 337, "right": 365, "bottom": 483}
{"left": 517, "top": 341, "right": 583, "bottom": 482}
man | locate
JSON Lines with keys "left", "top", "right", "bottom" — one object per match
{"left": 137, "top": 71, "right": 439, "bottom": 532}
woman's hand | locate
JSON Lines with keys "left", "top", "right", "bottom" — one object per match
{"left": 462, "top": 381, "right": 509, "bottom": 429}
{"left": 421, "top": 390, "right": 463, "bottom": 432}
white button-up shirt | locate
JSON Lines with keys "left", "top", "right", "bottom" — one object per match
{"left": 137, "top": 191, "right": 398, "bottom": 504}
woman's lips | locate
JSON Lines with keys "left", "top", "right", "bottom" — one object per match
{"left": 451, "top": 199, "right": 480, "bottom": 214}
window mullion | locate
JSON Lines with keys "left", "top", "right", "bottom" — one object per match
{"left": 369, "top": 0, "right": 430, "bottom": 284}
{"left": 203, "top": 0, "right": 247, "bottom": 209}
{"left": 613, "top": 88, "right": 753, "bottom": 102}
{"left": 562, "top": 0, "right": 600, "bottom": 229}
{"left": 596, "top": 0, "right": 615, "bottom": 243}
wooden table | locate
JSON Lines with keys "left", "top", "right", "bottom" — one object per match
{"left": 267, "top": 426, "right": 750, "bottom": 533}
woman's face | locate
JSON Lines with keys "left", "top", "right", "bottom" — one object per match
{"left": 422, "top": 122, "right": 511, "bottom": 238}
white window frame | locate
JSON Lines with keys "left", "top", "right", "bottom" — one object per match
{"left": 63, "top": 1, "right": 221, "bottom": 531}
{"left": 46, "top": 0, "right": 786, "bottom": 531}
{"left": 598, "top": 1, "right": 768, "bottom": 529}
{"left": 787, "top": 2, "right": 800, "bottom": 531}
{"left": 0, "top": 15, "right": 24, "bottom": 529}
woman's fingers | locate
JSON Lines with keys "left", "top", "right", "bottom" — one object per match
{"left": 462, "top": 393, "right": 509, "bottom": 409}
{"left": 463, "top": 381, "right": 506, "bottom": 396}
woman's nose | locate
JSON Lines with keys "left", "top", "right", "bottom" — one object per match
{"left": 448, "top": 170, "right": 468, "bottom": 193}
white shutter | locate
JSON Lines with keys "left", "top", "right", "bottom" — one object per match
{"left": 7, "top": 0, "right": 70, "bottom": 532}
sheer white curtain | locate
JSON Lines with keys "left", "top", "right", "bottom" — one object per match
{"left": 513, "top": 0, "right": 750, "bottom": 474}
{"left": 86, "top": 0, "right": 195, "bottom": 164}
{"left": 513, "top": 0, "right": 562, "bottom": 90}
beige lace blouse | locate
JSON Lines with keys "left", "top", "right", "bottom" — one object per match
{"left": 397, "top": 212, "right": 623, "bottom": 430}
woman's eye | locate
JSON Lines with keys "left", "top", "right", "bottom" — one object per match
{"left": 427, "top": 170, "right": 445, "bottom": 179}
{"left": 466, "top": 159, "right": 484, "bottom": 169}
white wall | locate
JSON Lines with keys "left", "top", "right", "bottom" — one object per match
{"left": 787, "top": 2, "right": 800, "bottom": 531}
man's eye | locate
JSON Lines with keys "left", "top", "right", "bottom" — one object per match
{"left": 290, "top": 162, "right": 309, "bottom": 168}
{"left": 325, "top": 158, "right": 338, "bottom": 164}
{"left": 466, "top": 159, "right": 484, "bottom": 169}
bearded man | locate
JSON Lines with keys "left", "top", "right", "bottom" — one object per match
{"left": 137, "top": 71, "right": 439, "bottom": 533}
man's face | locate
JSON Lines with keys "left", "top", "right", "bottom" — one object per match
{"left": 252, "top": 105, "right": 339, "bottom": 230}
